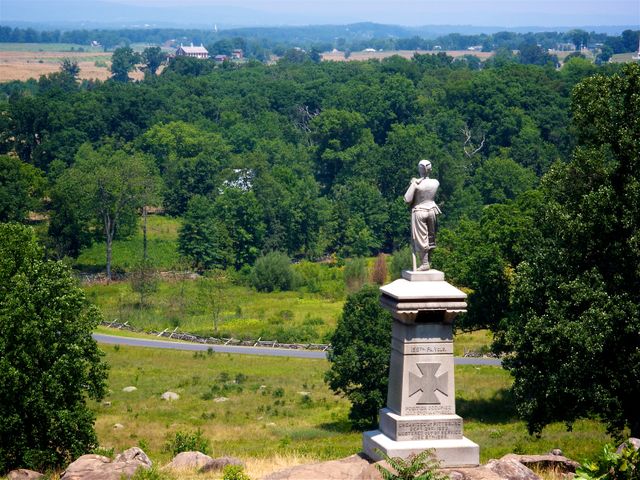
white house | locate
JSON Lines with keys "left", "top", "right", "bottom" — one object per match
{"left": 175, "top": 43, "right": 209, "bottom": 59}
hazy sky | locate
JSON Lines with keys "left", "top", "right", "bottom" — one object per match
{"left": 110, "top": 0, "right": 640, "bottom": 26}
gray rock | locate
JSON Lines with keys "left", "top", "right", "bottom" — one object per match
{"left": 550, "top": 449, "right": 563, "bottom": 456}
{"left": 61, "top": 449, "right": 151, "bottom": 480}
{"left": 442, "top": 466, "right": 506, "bottom": 480}
{"left": 7, "top": 469, "right": 44, "bottom": 479}
{"left": 114, "top": 447, "right": 152, "bottom": 467}
{"left": 213, "top": 396, "right": 228, "bottom": 402}
{"left": 201, "top": 456, "right": 245, "bottom": 473}
{"left": 486, "top": 459, "right": 540, "bottom": 480}
{"left": 500, "top": 454, "right": 579, "bottom": 473}
{"left": 160, "top": 391, "right": 179, "bottom": 401}
{"left": 165, "top": 451, "right": 215, "bottom": 471}
{"left": 113, "top": 423, "right": 124, "bottom": 429}
{"left": 617, "top": 438, "right": 640, "bottom": 454}
{"left": 102, "top": 401, "right": 112, "bottom": 407}
{"left": 262, "top": 454, "right": 380, "bottom": 480}
{"left": 122, "top": 386, "right": 137, "bottom": 393}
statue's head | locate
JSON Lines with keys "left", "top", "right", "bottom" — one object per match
{"left": 418, "top": 159, "right": 432, "bottom": 177}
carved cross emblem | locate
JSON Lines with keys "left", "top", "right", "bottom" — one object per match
{"left": 409, "top": 362, "right": 449, "bottom": 404}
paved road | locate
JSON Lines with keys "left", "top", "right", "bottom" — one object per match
{"left": 93, "top": 333, "right": 502, "bottom": 365}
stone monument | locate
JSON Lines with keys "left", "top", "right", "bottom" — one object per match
{"left": 363, "top": 160, "right": 479, "bottom": 467}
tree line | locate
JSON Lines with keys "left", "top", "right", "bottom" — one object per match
{"left": 1, "top": 24, "right": 638, "bottom": 61}
{"left": 1, "top": 47, "right": 639, "bottom": 447}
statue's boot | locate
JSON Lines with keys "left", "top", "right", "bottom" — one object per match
{"left": 416, "top": 259, "right": 430, "bottom": 271}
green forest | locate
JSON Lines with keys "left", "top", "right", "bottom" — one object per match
{"left": 1, "top": 44, "right": 639, "bottom": 448}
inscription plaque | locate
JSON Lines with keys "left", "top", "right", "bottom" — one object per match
{"left": 397, "top": 420, "right": 462, "bottom": 440}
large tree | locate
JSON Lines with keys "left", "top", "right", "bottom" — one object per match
{"left": 110, "top": 46, "right": 140, "bottom": 82}
{"left": 54, "top": 143, "right": 159, "bottom": 279}
{"left": 0, "top": 155, "right": 44, "bottom": 222}
{"left": 0, "top": 223, "right": 108, "bottom": 473}
{"left": 501, "top": 63, "right": 640, "bottom": 437}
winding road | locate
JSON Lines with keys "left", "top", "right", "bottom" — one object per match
{"left": 93, "top": 333, "right": 502, "bottom": 365}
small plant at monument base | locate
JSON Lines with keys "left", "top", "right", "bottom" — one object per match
{"left": 375, "top": 449, "right": 448, "bottom": 480}
{"left": 575, "top": 441, "right": 639, "bottom": 480}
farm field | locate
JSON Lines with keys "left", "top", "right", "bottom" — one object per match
{"left": 93, "top": 344, "right": 610, "bottom": 477}
{"left": 321, "top": 49, "right": 494, "bottom": 61}
{"left": 0, "top": 43, "right": 144, "bottom": 82}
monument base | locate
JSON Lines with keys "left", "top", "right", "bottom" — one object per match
{"left": 363, "top": 430, "right": 479, "bottom": 467}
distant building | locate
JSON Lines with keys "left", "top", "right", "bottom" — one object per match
{"left": 363, "top": 48, "right": 376, "bottom": 52}
{"left": 467, "top": 45, "right": 483, "bottom": 52}
{"left": 175, "top": 43, "right": 209, "bottom": 59}
{"left": 232, "top": 49, "right": 244, "bottom": 59}
{"left": 214, "top": 54, "right": 228, "bottom": 62}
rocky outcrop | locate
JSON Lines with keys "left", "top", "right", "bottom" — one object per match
{"left": 261, "top": 454, "right": 381, "bottom": 480}
{"left": 160, "top": 391, "right": 179, "bottom": 401}
{"left": 60, "top": 448, "right": 152, "bottom": 480}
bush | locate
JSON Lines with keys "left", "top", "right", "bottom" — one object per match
{"left": 163, "top": 429, "right": 211, "bottom": 456}
{"left": 343, "top": 257, "right": 368, "bottom": 292}
{"left": 375, "top": 449, "right": 447, "bottom": 480}
{"left": 390, "top": 246, "right": 412, "bottom": 280}
{"left": 223, "top": 464, "right": 251, "bottom": 480}
{"left": 371, "top": 253, "right": 388, "bottom": 285}
{"left": 250, "top": 251, "right": 294, "bottom": 292}
{"left": 129, "top": 260, "right": 159, "bottom": 306}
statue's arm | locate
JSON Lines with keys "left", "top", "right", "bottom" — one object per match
{"left": 404, "top": 179, "right": 417, "bottom": 205}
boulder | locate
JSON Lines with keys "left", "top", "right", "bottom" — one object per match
{"left": 165, "top": 451, "right": 215, "bottom": 471}
{"left": 161, "top": 391, "right": 179, "bottom": 401}
{"left": 61, "top": 448, "right": 151, "bottom": 480}
{"left": 122, "top": 386, "right": 137, "bottom": 393}
{"left": 443, "top": 466, "right": 506, "bottom": 480}
{"left": 262, "top": 454, "right": 380, "bottom": 480}
{"left": 115, "top": 447, "right": 152, "bottom": 467}
{"left": 6, "top": 469, "right": 44, "bottom": 479}
{"left": 213, "top": 397, "right": 228, "bottom": 403}
{"left": 500, "top": 454, "right": 579, "bottom": 473}
{"left": 485, "top": 458, "right": 540, "bottom": 480}
{"left": 617, "top": 438, "right": 640, "bottom": 454}
{"left": 113, "top": 423, "right": 124, "bottom": 429}
{"left": 201, "top": 456, "right": 245, "bottom": 473}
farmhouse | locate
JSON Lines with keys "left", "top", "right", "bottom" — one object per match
{"left": 175, "top": 43, "right": 209, "bottom": 59}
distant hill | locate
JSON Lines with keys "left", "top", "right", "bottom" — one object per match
{"left": 1, "top": 0, "right": 634, "bottom": 36}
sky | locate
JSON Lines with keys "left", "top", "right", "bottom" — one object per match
{"left": 109, "top": 0, "right": 640, "bottom": 27}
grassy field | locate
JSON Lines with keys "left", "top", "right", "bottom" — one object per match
{"left": 87, "top": 280, "right": 344, "bottom": 343}
{"left": 76, "top": 215, "right": 182, "bottom": 272}
{"left": 93, "top": 344, "right": 610, "bottom": 477}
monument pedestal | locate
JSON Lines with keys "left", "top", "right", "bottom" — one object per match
{"left": 363, "top": 270, "right": 479, "bottom": 467}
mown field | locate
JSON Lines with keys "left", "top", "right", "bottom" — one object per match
{"left": 93, "top": 344, "right": 610, "bottom": 478}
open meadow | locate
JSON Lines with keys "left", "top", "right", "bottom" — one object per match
{"left": 93, "top": 344, "right": 610, "bottom": 477}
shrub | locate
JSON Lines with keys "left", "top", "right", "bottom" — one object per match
{"left": 223, "top": 464, "right": 251, "bottom": 480}
{"left": 250, "top": 251, "right": 294, "bottom": 292}
{"left": 390, "top": 246, "right": 412, "bottom": 280}
{"left": 343, "top": 257, "right": 368, "bottom": 292}
{"left": 129, "top": 260, "right": 159, "bottom": 306}
{"left": 371, "top": 253, "right": 388, "bottom": 285}
{"left": 163, "top": 429, "right": 210, "bottom": 456}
